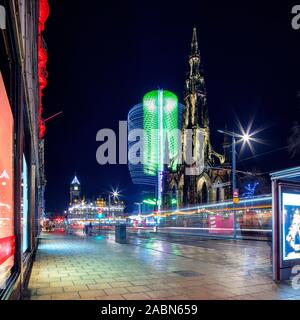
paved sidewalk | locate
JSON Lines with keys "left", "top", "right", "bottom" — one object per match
{"left": 26, "top": 230, "right": 300, "bottom": 300}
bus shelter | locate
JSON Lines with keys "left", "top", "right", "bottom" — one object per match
{"left": 271, "top": 166, "right": 300, "bottom": 281}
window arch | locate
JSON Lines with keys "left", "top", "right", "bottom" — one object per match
{"left": 197, "top": 177, "right": 209, "bottom": 203}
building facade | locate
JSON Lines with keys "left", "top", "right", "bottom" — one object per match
{"left": 67, "top": 175, "right": 125, "bottom": 223}
{"left": 0, "top": 0, "right": 49, "bottom": 299}
{"left": 163, "top": 28, "right": 231, "bottom": 208}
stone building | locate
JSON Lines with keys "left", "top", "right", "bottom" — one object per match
{"left": 163, "top": 28, "right": 232, "bottom": 208}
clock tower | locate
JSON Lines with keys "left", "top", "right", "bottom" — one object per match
{"left": 70, "top": 175, "right": 81, "bottom": 204}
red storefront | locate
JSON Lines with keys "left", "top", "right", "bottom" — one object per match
{"left": 0, "top": 0, "right": 49, "bottom": 299}
{"left": 0, "top": 73, "right": 15, "bottom": 289}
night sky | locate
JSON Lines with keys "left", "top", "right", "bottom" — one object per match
{"left": 43, "top": 0, "right": 300, "bottom": 212}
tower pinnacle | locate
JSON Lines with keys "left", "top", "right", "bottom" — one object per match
{"left": 191, "top": 27, "right": 199, "bottom": 56}
{"left": 71, "top": 175, "right": 80, "bottom": 185}
{"left": 184, "top": 27, "right": 206, "bottom": 128}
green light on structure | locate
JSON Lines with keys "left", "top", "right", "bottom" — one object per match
{"left": 143, "top": 199, "right": 157, "bottom": 205}
{"left": 171, "top": 199, "right": 177, "bottom": 205}
{"left": 143, "top": 90, "right": 179, "bottom": 176}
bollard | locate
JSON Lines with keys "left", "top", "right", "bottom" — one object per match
{"left": 115, "top": 223, "right": 126, "bottom": 243}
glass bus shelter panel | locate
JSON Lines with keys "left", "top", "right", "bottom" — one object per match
{"left": 161, "top": 196, "right": 272, "bottom": 240}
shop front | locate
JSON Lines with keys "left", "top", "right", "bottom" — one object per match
{"left": 0, "top": 0, "right": 47, "bottom": 299}
{"left": 0, "top": 72, "right": 16, "bottom": 298}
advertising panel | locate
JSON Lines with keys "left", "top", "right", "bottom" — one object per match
{"left": 0, "top": 72, "right": 15, "bottom": 289}
{"left": 282, "top": 191, "right": 300, "bottom": 261}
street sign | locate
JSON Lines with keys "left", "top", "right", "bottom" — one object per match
{"left": 233, "top": 189, "right": 239, "bottom": 204}
{"left": 233, "top": 197, "right": 239, "bottom": 204}
{"left": 212, "top": 181, "right": 231, "bottom": 188}
{"left": 233, "top": 189, "right": 239, "bottom": 198}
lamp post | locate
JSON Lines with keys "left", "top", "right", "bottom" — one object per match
{"left": 134, "top": 202, "right": 142, "bottom": 215}
{"left": 108, "top": 190, "right": 119, "bottom": 221}
{"left": 108, "top": 193, "right": 111, "bottom": 218}
{"left": 134, "top": 202, "right": 142, "bottom": 227}
{"left": 218, "top": 129, "right": 252, "bottom": 239}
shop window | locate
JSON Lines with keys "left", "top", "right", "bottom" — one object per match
{"left": 0, "top": 73, "right": 15, "bottom": 291}
{"left": 21, "top": 154, "right": 29, "bottom": 253}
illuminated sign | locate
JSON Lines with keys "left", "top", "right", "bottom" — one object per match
{"left": 0, "top": 72, "right": 14, "bottom": 288}
{"left": 0, "top": 236, "right": 15, "bottom": 265}
{"left": 282, "top": 192, "right": 300, "bottom": 261}
{"left": 271, "top": 171, "right": 300, "bottom": 281}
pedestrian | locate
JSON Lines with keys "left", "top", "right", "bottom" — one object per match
{"left": 88, "top": 222, "right": 93, "bottom": 236}
{"left": 236, "top": 221, "right": 241, "bottom": 238}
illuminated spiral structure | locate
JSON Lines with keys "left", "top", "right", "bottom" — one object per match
{"left": 128, "top": 90, "right": 184, "bottom": 205}
{"left": 128, "top": 103, "right": 153, "bottom": 185}
{"left": 143, "top": 90, "right": 181, "bottom": 175}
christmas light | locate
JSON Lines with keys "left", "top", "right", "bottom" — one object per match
{"left": 143, "top": 198, "right": 157, "bottom": 205}
{"left": 128, "top": 95, "right": 183, "bottom": 188}
{"left": 143, "top": 90, "right": 179, "bottom": 175}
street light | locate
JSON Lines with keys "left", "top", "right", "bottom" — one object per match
{"left": 218, "top": 128, "right": 256, "bottom": 239}
{"left": 108, "top": 189, "right": 120, "bottom": 221}
{"left": 112, "top": 191, "right": 119, "bottom": 198}
{"left": 242, "top": 133, "right": 250, "bottom": 142}
{"left": 217, "top": 129, "right": 255, "bottom": 190}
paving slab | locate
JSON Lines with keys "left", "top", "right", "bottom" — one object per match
{"left": 26, "top": 230, "right": 296, "bottom": 300}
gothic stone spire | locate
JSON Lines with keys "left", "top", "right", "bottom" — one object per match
{"left": 191, "top": 27, "right": 199, "bottom": 57}
{"left": 184, "top": 28, "right": 209, "bottom": 130}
